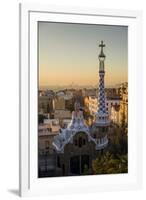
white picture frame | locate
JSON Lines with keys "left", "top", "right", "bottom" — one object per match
{"left": 19, "top": 3, "right": 143, "bottom": 197}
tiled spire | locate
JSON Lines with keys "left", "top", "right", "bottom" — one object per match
{"left": 95, "top": 41, "right": 109, "bottom": 125}
{"left": 98, "top": 41, "right": 107, "bottom": 115}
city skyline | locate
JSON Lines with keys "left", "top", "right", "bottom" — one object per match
{"left": 39, "top": 22, "right": 128, "bottom": 88}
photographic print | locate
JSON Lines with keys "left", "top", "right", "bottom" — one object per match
{"left": 38, "top": 22, "right": 128, "bottom": 178}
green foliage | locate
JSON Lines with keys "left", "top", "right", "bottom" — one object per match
{"left": 92, "top": 152, "right": 128, "bottom": 174}
{"left": 109, "top": 125, "right": 128, "bottom": 155}
{"left": 92, "top": 124, "right": 128, "bottom": 175}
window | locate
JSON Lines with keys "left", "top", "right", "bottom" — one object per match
{"left": 83, "top": 139, "right": 86, "bottom": 145}
{"left": 45, "top": 141, "right": 50, "bottom": 149}
{"left": 102, "top": 127, "right": 105, "bottom": 132}
{"left": 79, "top": 137, "right": 82, "bottom": 148}
{"left": 74, "top": 139, "right": 78, "bottom": 146}
{"left": 48, "top": 128, "right": 52, "bottom": 132}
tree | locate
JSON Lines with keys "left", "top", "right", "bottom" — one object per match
{"left": 108, "top": 125, "right": 128, "bottom": 155}
{"left": 92, "top": 152, "right": 128, "bottom": 174}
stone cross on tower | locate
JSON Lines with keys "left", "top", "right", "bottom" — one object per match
{"left": 99, "top": 41, "right": 105, "bottom": 56}
{"left": 98, "top": 40, "right": 106, "bottom": 72}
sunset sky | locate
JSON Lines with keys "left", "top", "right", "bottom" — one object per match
{"left": 38, "top": 22, "right": 128, "bottom": 88}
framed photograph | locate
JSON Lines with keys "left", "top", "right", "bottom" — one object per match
{"left": 19, "top": 3, "right": 143, "bottom": 197}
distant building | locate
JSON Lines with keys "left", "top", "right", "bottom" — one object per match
{"left": 105, "top": 87, "right": 120, "bottom": 98}
{"left": 38, "top": 96, "right": 54, "bottom": 114}
{"left": 53, "top": 91, "right": 74, "bottom": 111}
{"left": 106, "top": 97, "right": 121, "bottom": 117}
{"left": 110, "top": 82, "right": 128, "bottom": 126}
{"left": 88, "top": 96, "right": 97, "bottom": 116}
{"left": 119, "top": 82, "right": 128, "bottom": 126}
{"left": 38, "top": 119, "right": 60, "bottom": 155}
{"left": 82, "top": 88, "right": 97, "bottom": 97}
{"left": 54, "top": 109, "right": 72, "bottom": 120}
{"left": 62, "top": 119, "right": 72, "bottom": 128}
{"left": 38, "top": 122, "right": 58, "bottom": 176}
{"left": 86, "top": 95, "right": 121, "bottom": 119}
{"left": 39, "top": 89, "right": 55, "bottom": 97}
{"left": 111, "top": 104, "right": 121, "bottom": 124}
{"left": 53, "top": 97, "right": 65, "bottom": 110}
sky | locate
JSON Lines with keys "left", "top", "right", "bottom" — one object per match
{"left": 38, "top": 22, "right": 128, "bottom": 88}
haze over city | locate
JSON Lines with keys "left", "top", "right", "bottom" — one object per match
{"left": 38, "top": 22, "right": 128, "bottom": 89}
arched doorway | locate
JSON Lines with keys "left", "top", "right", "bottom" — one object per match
{"left": 70, "top": 156, "right": 80, "bottom": 175}
{"left": 81, "top": 155, "right": 89, "bottom": 173}
{"left": 70, "top": 155, "right": 89, "bottom": 175}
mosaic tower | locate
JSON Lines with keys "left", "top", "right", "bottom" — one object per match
{"left": 90, "top": 41, "right": 110, "bottom": 147}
